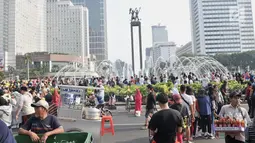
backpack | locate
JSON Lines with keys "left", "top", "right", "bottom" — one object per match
{"left": 179, "top": 104, "right": 187, "bottom": 129}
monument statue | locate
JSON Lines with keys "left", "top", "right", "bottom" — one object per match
{"left": 129, "top": 8, "right": 141, "bottom": 21}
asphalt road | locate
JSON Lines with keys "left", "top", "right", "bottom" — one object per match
{"left": 57, "top": 104, "right": 249, "bottom": 143}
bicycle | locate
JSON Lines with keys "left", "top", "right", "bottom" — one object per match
{"left": 96, "top": 103, "right": 112, "bottom": 117}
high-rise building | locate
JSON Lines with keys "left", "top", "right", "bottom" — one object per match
{"left": 190, "top": 0, "right": 255, "bottom": 55}
{"left": 0, "top": 0, "right": 46, "bottom": 71}
{"left": 152, "top": 25, "right": 168, "bottom": 45}
{"left": 72, "top": 0, "right": 108, "bottom": 61}
{"left": 152, "top": 42, "right": 177, "bottom": 67}
{"left": 176, "top": 42, "right": 193, "bottom": 57}
{"left": 46, "top": 0, "right": 89, "bottom": 66}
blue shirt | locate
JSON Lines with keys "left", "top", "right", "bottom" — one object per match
{"left": 21, "top": 115, "right": 62, "bottom": 134}
{"left": 197, "top": 95, "right": 212, "bottom": 115}
{"left": 0, "top": 120, "right": 16, "bottom": 143}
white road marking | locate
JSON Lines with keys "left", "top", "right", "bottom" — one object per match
{"left": 114, "top": 123, "right": 144, "bottom": 126}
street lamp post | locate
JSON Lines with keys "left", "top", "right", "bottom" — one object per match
{"left": 25, "top": 54, "right": 31, "bottom": 80}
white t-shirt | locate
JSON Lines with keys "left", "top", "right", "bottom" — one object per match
{"left": 18, "top": 93, "right": 35, "bottom": 116}
{"left": 98, "top": 85, "right": 105, "bottom": 103}
{"left": 175, "top": 79, "right": 180, "bottom": 85}
{"left": 181, "top": 93, "right": 193, "bottom": 115}
{"left": 140, "top": 78, "right": 144, "bottom": 85}
{"left": 201, "top": 77, "right": 210, "bottom": 87}
{"left": 189, "top": 94, "right": 199, "bottom": 116}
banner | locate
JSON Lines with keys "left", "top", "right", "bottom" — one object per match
{"left": 60, "top": 87, "right": 85, "bottom": 106}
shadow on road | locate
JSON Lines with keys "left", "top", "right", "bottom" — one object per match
{"left": 116, "top": 137, "right": 148, "bottom": 143}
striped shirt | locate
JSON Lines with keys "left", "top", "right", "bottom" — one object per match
{"left": 48, "top": 103, "right": 58, "bottom": 117}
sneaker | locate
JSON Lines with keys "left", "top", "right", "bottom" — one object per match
{"left": 201, "top": 132, "right": 207, "bottom": 139}
{"left": 207, "top": 133, "right": 215, "bottom": 139}
{"left": 194, "top": 133, "right": 201, "bottom": 138}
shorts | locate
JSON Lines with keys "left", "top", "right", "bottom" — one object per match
{"left": 145, "top": 109, "right": 155, "bottom": 118}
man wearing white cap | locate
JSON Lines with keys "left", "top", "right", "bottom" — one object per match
{"left": 18, "top": 100, "right": 64, "bottom": 143}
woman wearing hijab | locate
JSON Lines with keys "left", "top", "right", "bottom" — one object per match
{"left": 52, "top": 88, "right": 61, "bottom": 107}
{"left": 135, "top": 88, "right": 142, "bottom": 116}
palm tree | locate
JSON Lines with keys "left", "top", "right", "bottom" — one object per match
{"left": 24, "top": 54, "right": 31, "bottom": 80}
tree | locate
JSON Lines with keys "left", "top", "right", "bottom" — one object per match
{"left": 0, "top": 71, "right": 4, "bottom": 81}
{"left": 213, "top": 50, "right": 255, "bottom": 71}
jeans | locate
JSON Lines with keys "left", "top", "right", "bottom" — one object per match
{"left": 251, "top": 98, "right": 255, "bottom": 118}
{"left": 200, "top": 115, "right": 211, "bottom": 134}
{"left": 247, "top": 97, "right": 252, "bottom": 115}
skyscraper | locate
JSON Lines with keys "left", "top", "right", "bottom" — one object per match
{"left": 0, "top": 0, "right": 46, "bottom": 71}
{"left": 151, "top": 25, "right": 168, "bottom": 45}
{"left": 190, "top": 0, "right": 255, "bottom": 55}
{"left": 72, "top": 0, "right": 108, "bottom": 61}
{"left": 46, "top": 0, "right": 89, "bottom": 66}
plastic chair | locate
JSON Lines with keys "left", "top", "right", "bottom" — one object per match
{"left": 100, "top": 116, "right": 115, "bottom": 136}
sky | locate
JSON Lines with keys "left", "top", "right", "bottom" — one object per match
{"left": 106, "top": 0, "right": 255, "bottom": 66}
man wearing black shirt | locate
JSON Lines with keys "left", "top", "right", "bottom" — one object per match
{"left": 149, "top": 93, "right": 183, "bottom": 143}
{"left": 142, "top": 85, "right": 156, "bottom": 129}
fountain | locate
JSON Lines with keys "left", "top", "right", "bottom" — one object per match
{"left": 170, "top": 56, "right": 229, "bottom": 78}
{"left": 149, "top": 56, "right": 228, "bottom": 79}
{"left": 96, "top": 60, "right": 113, "bottom": 78}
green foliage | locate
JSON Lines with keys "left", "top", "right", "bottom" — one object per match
{"left": 153, "top": 83, "right": 170, "bottom": 95}
{"left": 138, "top": 85, "right": 148, "bottom": 96}
{"left": 213, "top": 50, "right": 255, "bottom": 70}
{"left": 227, "top": 80, "right": 245, "bottom": 92}
{"left": 87, "top": 88, "right": 94, "bottom": 96}
{"left": 190, "top": 82, "right": 202, "bottom": 93}
{"left": 50, "top": 81, "right": 246, "bottom": 98}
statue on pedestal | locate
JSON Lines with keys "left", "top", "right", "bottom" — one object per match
{"left": 129, "top": 8, "right": 141, "bottom": 21}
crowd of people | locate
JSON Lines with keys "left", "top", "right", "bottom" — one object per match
{"left": 146, "top": 84, "right": 251, "bottom": 143}
{"left": 0, "top": 79, "right": 63, "bottom": 143}
{"left": 0, "top": 71, "right": 253, "bottom": 143}
{"left": 140, "top": 72, "right": 254, "bottom": 143}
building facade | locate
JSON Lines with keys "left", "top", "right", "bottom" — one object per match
{"left": 190, "top": 0, "right": 255, "bottom": 55}
{"left": 152, "top": 25, "right": 168, "bottom": 45}
{"left": 0, "top": 0, "right": 46, "bottom": 71}
{"left": 152, "top": 42, "right": 177, "bottom": 67}
{"left": 16, "top": 52, "right": 94, "bottom": 73}
{"left": 176, "top": 42, "right": 193, "bottom": 57}
{"left": 72, "top": 0, "right": 108, "bottom": 61}
{"left": 47, "top": 0, "right": 89, "bottom": 67}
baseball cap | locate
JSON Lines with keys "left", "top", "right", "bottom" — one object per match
{"left": 31, "top": 100, "right": 49, "bottom": 110}
{"left": 229, "top": 91, "right": 241, "bottom": 98}
{"left": 172, "top": 94, "right": 182, "bottom": 104}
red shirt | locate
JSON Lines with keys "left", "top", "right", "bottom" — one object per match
{"left": 246, "top": 86, "right": 252, "bottom": 97}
